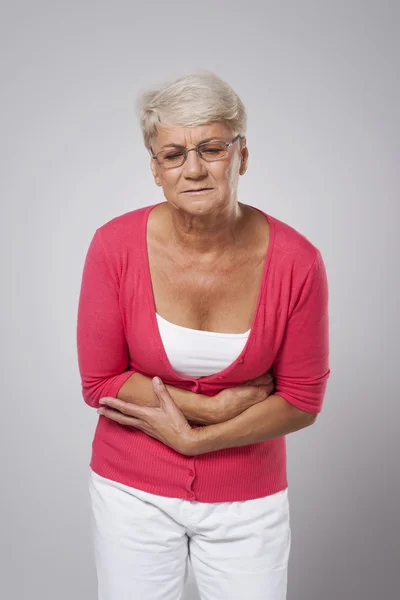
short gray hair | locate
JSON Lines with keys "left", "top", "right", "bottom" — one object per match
{"left": 136, "top": 70, "right": 247, "bottom": 150}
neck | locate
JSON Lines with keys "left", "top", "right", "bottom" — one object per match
{"left": 166, "top": 200, "right": 246, "bottom": 257}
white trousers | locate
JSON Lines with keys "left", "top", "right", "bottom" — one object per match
{"left": 88, "top": 468, "right": 291, "bottom": 600}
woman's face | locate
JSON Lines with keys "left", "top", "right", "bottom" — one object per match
{"left": 150, "top": 122, "right": 248, "bottom": 216}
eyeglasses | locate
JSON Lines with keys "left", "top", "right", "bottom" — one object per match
{"left": 150, "top": 135, "right": 243, "bottom": 169}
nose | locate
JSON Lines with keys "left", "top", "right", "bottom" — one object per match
{"left": 182, "top": 148, "right": 208, "bottom": 177}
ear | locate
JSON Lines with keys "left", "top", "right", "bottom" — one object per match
{"left": 150, "top": 156, "right": 162, "bottom": 186}
{"left": 239, "top": 140, "right": 248, "bottom": 175}
{"left": 150, "top": 155, "right": 157, "bottom": 178}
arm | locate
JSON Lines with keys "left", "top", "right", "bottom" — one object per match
{"left": 116, "top": 371, "right": 221, "bottom": 425}
{"left": 76, "top": 228, "right": 224, "bottom": 424}
{"left": 185, "top": 249, "right": 330, "bottom": 456}
{"left": 116, "top": 370, "right": 275, "bottom": 426}
{"left": 188, "top": 394, "right": 315, "bottom": 454}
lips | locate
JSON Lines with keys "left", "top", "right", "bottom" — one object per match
{"left": 183, "top": 188, "right": 213, "bottom": 192}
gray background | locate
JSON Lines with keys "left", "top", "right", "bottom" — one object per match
{"left": 1, "top": 1, "right": 398, "bottom": 598}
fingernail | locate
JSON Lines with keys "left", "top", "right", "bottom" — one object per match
{"left": 153, "top": 376, "right": 162, "bottom": 385}
{"left": 99, "top": 399, "right": 106, "bottom": 404}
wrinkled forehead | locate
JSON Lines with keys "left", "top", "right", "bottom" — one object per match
{"left": 151, "top": 122, "right": 233, "bottom": 151}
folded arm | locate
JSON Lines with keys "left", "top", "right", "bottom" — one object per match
{"left": 187, "top": 393, "right": 316, "bottom": 454}
{"left": 116, "top": 371, "right": 222, "bottom": 425}
{"left": 76, "top": 228, "right": 221, "bottom": 424}
{"left": 184, "top": 249, "right": 331, "bottom": 455}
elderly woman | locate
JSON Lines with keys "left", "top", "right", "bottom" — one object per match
{"left": 77, "top": 70, "right": 330, "bottom": 600}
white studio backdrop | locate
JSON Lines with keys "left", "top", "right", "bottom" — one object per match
{"left": 1, "top": 1, "right": 398, "bottom": 599}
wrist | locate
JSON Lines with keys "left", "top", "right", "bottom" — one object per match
{"left": 180, "top": 426, "right": 202, "bottom": 456}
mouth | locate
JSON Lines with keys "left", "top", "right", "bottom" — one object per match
{"left": 182, "top": 188, "right": 214, "bottom": 194}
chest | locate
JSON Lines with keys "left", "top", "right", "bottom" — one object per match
{"left": 147, "top": 244, "right": 267, "bottom": 333}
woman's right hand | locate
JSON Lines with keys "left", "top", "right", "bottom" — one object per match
{"left": 214, "top": 371, "right": 275, "bottom": 423}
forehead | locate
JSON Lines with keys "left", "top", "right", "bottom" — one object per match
{"left": 153, "top": 122, "right": 232, "bottom": 149}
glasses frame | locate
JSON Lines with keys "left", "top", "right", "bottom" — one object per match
{"left": 150, "top": 134, "right": 243, "bottom": 169}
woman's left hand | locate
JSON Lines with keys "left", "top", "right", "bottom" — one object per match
{"left": 97, "top": 377, "right": 197, "bottom": 455}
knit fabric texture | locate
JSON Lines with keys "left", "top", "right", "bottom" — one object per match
{"left": 77, "top": 202, "right": 330, "bottom": 502}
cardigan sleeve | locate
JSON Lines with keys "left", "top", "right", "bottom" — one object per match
{"left": 76, "top": 229, "right": 136, "bottom": 408}
{"left": 272, "top": 249, "right": 330, "bottom": 415}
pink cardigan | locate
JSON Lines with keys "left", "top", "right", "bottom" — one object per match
{"left": 77, "top": 202, "right": 330, "bottom": 502}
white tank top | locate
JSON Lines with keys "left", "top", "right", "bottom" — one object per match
{"left": 156, "top": 313, "right": 251, "bottom": 378}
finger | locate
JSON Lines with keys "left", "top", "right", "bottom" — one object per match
{"left": 152, "top": 377, "right": 171, "bottom": 402}
{"left": 99, "top": 397, "right": 152, "bottom": 418}
{"left": 243, "top": 378, "right": 263, "bottom": 386}
{"left": 98, "top": 409, "right": 167, "bottom": 445}
{"left": 242, "top": 377, "right": 258, "bottom": 385}
{"left": 152, "top": 377, "right": 189, "bottom": 429}
{"left": 244, "top": 373, "right": 273, "bottom": 386}
{"left": 98, "top": 407, "right": 145, "bottom": 428}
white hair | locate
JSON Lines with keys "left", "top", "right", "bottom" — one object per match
{"left": 136, "top": 69, "right": 247, "bottom": 150}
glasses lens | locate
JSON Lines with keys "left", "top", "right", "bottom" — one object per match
{"left": 158, "top": 149, "right": 185, "bottom": 168}
{"left": 199, "top": 142, "right": 227, "bottom": 161}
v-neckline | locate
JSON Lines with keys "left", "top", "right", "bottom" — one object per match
{"left": 142, "top": 201, "right": 275, "bottom": 383}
